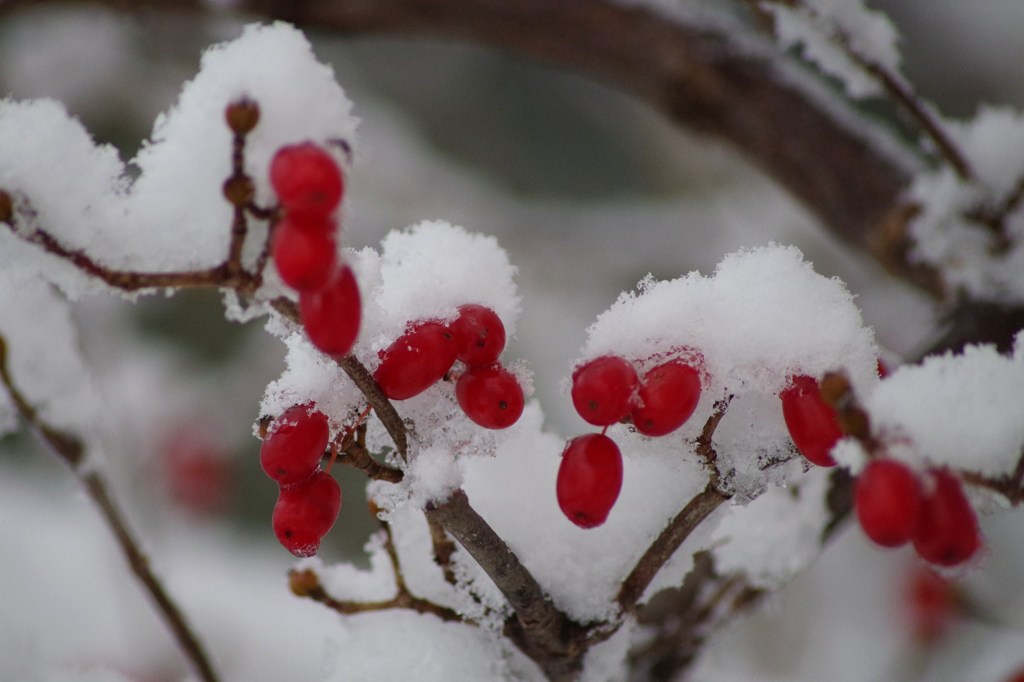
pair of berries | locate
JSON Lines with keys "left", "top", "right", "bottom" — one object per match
{"left": 270, "top": 143, "right": 361, "bottom": 358}
{"left": 570, "top": 354, "right": 703, "bottom": 436}
{"left": 259, "top": 404, "right": 341, "bottom": 557}
{"left": 373, "top": 304, "right": 525, "bottom": 430}
{"left": 555, "top": 354, "right": 704, "bottom": 529}
{"left": 856, "top": 459, "right": 982, "bottom": 567}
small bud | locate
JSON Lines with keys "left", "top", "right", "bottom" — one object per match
{"left": 819, "top": 371, "right": 851, "bottom": 409}
{"left": 222, "top": 175, "right": 254, "bottom": 207}
{"left": 225, "top": 98, "right": 260, "bottom": 135}
{"left": 288, "top": 568, "right": 320, "bottom": 597}
{"left": 0, "top": 190, "right": 12, "bottom": 224}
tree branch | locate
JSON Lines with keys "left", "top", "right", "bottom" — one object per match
{"left": 0, "top": 336, "right": 219, "bottom": 682}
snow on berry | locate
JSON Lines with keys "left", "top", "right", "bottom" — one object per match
{"left": 864, "top": 340, "right": 1024, "bottom": 477}
{"left": 369, "top": 220, "right": 520, "bottom": 347}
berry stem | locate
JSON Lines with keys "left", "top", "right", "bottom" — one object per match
{"left": 695, "top": 396, "right": 732, "bottom": 489}
{"left": 0, "top": 336, "right": 220, "bottom": 682}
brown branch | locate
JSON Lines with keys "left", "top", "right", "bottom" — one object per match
{"left": 4, "top": 0, "right": 931, "bottom": 295}
{"left": 269, "top": 297, "right": 409, "bottom": 459}
{"left": 427, "top": 514, "right": 459, "bottom": 586}
{"left": 335, "top": 423, "right": 404, "bottom": 483}
{"left": 0, "top": 336, "right": 219, "bottom": 682}
{"left": 695, "top": 396, "right": 732, "bottom": 490}
{"left": 289, "top": 567, "right": 462, "bottom": 622}
{"left": 617, "top": 486, "right": 731, "bottom": 614}
{"left": 425, "top": 488, "right": 589, "bottom": 681}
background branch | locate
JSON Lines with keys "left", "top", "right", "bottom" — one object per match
{"left": 0, "top": 336, "right": 219, "bottom": 682}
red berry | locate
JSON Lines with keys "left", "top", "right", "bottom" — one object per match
{"left": 780, "top": 374, "right": 841, "bottom": 467}
{"left": 556, "top": 433, "right": 623, "bottom": 529}
{"left": 456, "top": 364, "right": 525, "bottom": 429}
{"left": 904, "top": 565, "right": 958, "bottom": 645}
{"left": 272, "top": 470, "right": 341, "bottom": 557}
{"left": 272, "top": 217, "right": 337, "bottom": 291}
{"left": 913, "top": 469, "right": 982, "bottom": 567}
{"left": 855, "top": 459, "right": 923, "bottom": 548}
{"left": 260, "top": 404, "right": 330, "bottom": 486}
{"left": 571, "top": 355, "right": 639, "bottom": 427}
{"left": 451, "top": 304, "right": 506, "bottom": 367}
{"left": 299, "top": 265, "right": 361, "bottom": 357}
{"left": 630, "top": 359, "right": 701, "bottom": 437}
{"left": 374, "top": 321, "right": 458, "bottom": 400}
{"left": 269, "top": 142, "right": 343, "bottom": 220}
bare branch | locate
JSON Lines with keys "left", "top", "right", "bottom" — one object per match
{"left": 0, "top": 335, "right": 219, "bottom": 682}
{"left": 617, "top": 486, "right": 731, "bottom": 614}
{"left": 289, "top": 567, "right": 463, "bottom": 622}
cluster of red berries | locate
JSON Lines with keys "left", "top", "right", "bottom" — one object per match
{"left": 269, "top": 142, "right": 361, "bottom": 357}
{"left": 260, "top": 403, "right": 341, "bottom": 557}
{"left": 856, "top": 460, "right": 981, "bottom": 567}
{"left": 373, "top": 304, "right": 525, "bottom": 430}
{"left": 557, "top": 353, "right": 703, "bottom": 528}
{"left": 780, "top": 373, "right": 982, "bottom": 567}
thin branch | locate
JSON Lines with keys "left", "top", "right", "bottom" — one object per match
{"left": 616, "top": 486, "right": 731, "bottom": 614}
{"left": 0, "top": 336, "right": 219, "bottom": 682}
{"left": 288, "top": 567, "right": 462, "bottom": 622}
{"left": 695, "top": 396, "right": 732, "bottom": 490}
{"left": 269, "top": 297, "right": 409, "bottom": 459}
{"left": 334, "top": 423, "right": 404, "bottom": 483}
{"left": 426, "top": 514, "right": 459, "bottom": 586}
{"left": 761, "top": 0, "right": 973, "bottom": 181}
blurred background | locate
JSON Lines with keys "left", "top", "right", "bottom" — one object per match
{"left": 0, "top": 1, "right": 1023, "bottom": 680}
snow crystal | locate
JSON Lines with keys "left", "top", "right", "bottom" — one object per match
{"left": 582, "top": 244, "right": 878, "bottom": 400}
{"left": 322, "top": 610, "right": 542, "bottom": 681}
{"left": 865, "top": 342, "right": 1024, "bottom": 477}
{"left": 0, "top": 273, "right": 99, "bottom": 439}
{"left": 0, "top": 22, "right": 358, "bottom": 297}
{"left": 368, "top": 220, "right": 520, "bottom": 350}
{"left": 301, "top": 535, "right": 398, "bottom": 604}
{"left": 711, "top": 467, "right": 831, "bottom": 589}
{"left": 769, "top": 0, "right": 902, "bottom": 100}
{"left": 908, "top": 107, "right": 1024, "bottom": 300}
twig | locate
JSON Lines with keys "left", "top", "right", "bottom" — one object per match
{"left": 695, "top": 396, "right": 732, "bottom": 489}
{"left": 616, "top": 486, "right": 731, "bottom": 614}
{"left": 269, "top": 297, "right": 409, "bottom": 460}
{"left": 334, "top": 423, "right": 404, "bottom": 483}
{"left": 0, "top": 336, "right": 219, "bottom": 682}
{"left": 288, "top": 567, "right": 462, "bottom": 622}
{"left": 761, "top": 0, "right": 973, "bottom": 181}
{"left": 426, "top": 514, "right": 459, "bottom": 586}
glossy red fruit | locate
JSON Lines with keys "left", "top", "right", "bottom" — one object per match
{"left": 272, "top": 217, "right": 336, "bottom": 291}
{"left": 855, "top": 459, "right": 923, "bottom": 548}
{"left": 272, "top": 470, "right": 341, "bottom": 557}
{"left": 556, "top": 433, "right": 623, "bottom": 529}
{"left": 780, "top": 374, "right": 841, "bottom": 467}
{"left": 260, "top": 404, "right": 330, "bottom": 486}
{"left": 299, "top": 265, "right": 361, "bottom": 357}
{"left": 913, "top": 469, "right": 982, "bottom": 567}
{"left": 571, "top": 355, "right": 639, "bottom": 427}
{"left": 269, "top": 142, "right": 343, "bottom": 220}
{"left": 451, "top": 304, "right": 506, "bottom": 367}
{"left": 374, "top": 321, "right": 458, "bottom": 400}
{"left": 456, "top": 364, "right": 525, "bottom": 429}
{"left": 630, "top": 359, "right": 701, "bottom": 437}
